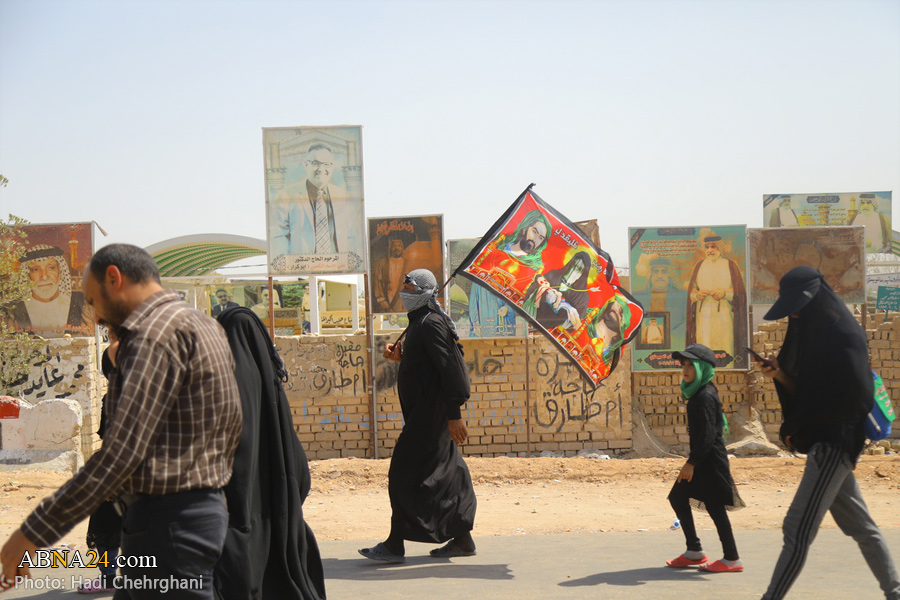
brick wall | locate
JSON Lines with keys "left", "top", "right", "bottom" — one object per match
{"left": 35, "top": 313, "right": 900, "bottom": 461}
{"left": 276, "top": 334, "right": 632, "bottom": 460}
{"left": 635, "top": 313, "right": 900, "bottom": 447}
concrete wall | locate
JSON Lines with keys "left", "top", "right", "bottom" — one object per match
{"left": 0, "top": 396, "right": 84, "bottom": 473}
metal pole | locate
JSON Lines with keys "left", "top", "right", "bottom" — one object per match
{"left": 525, "top": 330, "right": 531, "bottom": 458}
{"left": 267, "top": 277, "right": 275, "bottom": 340}
{"left": 363, "top": 274, "right": 378, "bottom": 459}
{"left": 747, "top": 304, "right": 754, "bottom": 420}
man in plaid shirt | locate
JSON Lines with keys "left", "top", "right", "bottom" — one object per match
{"left": 1, "top": 244, "right": 242, "bottom": 599}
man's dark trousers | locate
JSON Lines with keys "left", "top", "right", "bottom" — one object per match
{"left": 113, "top": 489, "right": 227, "bottom": 599}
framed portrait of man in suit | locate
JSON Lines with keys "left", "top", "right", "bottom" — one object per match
{"left": 264, "top": 126, "right": 366, "bottom": 276}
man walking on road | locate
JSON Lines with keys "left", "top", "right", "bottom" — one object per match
{"left": 1, "top": 244, "right": 242, "bottom": 599}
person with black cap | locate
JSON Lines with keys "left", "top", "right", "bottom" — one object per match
{"left": 754, "top": 265, "right": 900, "bottom": 600}
{"left": 665, "top": 343, "right": 745, "bottom": 573}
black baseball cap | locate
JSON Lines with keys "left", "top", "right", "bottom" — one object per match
{"left": 672, "top": 344, "right": 716, "bottom": 366}
{"left": 763, "top": 265, "right": 823, "bottom": 320}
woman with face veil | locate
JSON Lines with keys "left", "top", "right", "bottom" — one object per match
{"left": 214, "top": 307, "right": 325, "bottom": 600}
{"left": 755, "top": 266, "right": 900, "bottom": 600}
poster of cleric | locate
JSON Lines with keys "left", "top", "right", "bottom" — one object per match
{"left": 6, "top": 222, "right": 95, "bottom": 337}
{"left": 455, "top": 187, "right": 643, "bottom": 385}
{"left": 263, "top": 125, "right": 366, "bottom": 276}
{"left": 763, "top": 191, "right": 891, "bottom": 254}
{"left": 629, "top": 225, "right": 749, "bottom": 371}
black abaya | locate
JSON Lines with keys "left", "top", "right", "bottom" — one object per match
{"left": 389, "top": 305, "right": 477, "bottom": 543}
{"left": 214, "top": 308, "right": 326, "bottom": 600}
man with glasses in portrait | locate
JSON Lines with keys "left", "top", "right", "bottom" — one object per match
{"left": 211, "top": 288, "right": 239, "bottom": 317}
{"left": 270, "top": 142, "right": 364, "bottom": 260}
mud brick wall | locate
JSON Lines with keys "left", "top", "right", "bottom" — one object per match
{"left": 634, "top": 370, "right": 750, "bottom": 447}
{"left": 17, "top": 337, "right": 102, "bottom": 458}
{"left": 277, "top": 336, "right": 372, "bottom": 460}
{"left": 867, "top": 313, "right": 900, "bottom": 420}
{"left": 56, "top": 313, "right": 900, "bottom": 462}
{"left": 276, "top": 334, "right": 632, "bottom": 460}
{"left": 636, "top": 313, "right": 900, "bottom": 447}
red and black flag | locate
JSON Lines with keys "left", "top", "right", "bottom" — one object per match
{"left": 455, "top": 185, "right": 643, "bottom": 386}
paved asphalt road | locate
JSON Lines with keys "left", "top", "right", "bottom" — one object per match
{"left": 5, "top": 528, "right": 897, "bottom": 598}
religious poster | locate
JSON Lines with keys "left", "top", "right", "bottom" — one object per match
{"left": 747, "top": 227, "right": 865, "bottom": 305}
{"left": 456, "top": 185, "right": 643, "bottom": 386}
{"left": 448, "top": 238, "right": 528, "bottom": 338}
{"left": 763, "top": 191, "right": 892, "bottom": 254}
{"left": 263, "top": 126, "right": 366, "bottom": 275}
{"left": 368, "top": 215, "right": 444, "bottom": 315}
{"left": 629, "top": 225, "right": 748, "bottom": 370}
{"left": 6, "top": 223, "right": 94, "bottom": 337}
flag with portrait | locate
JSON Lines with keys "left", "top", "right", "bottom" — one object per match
{"left": 455, "top": 185, "right": 643, "bottom": 386}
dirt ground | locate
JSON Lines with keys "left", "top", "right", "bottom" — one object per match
{"left": 3, "top": 454, "right": 898, "bottom": 551}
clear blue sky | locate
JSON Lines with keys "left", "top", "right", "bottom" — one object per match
{"left": 1, "top": 0, "right": 898, "bottom": 271}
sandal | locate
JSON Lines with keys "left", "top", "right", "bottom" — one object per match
{"left": 358, "top": 542, "right": 406, "bottom": 564}
{"left": 430, "top": 541, "right": 477, "bottom": 558}
{"left": 700, "top": 559, "right": 743, "bottom": 573}
{"left": 666, "top": 553, "right": 708, "bottom": 568}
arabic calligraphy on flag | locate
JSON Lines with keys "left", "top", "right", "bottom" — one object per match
{"left": 455, "top": 185, "right": 643, "bottom": 386}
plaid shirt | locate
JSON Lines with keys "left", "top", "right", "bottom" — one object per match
{"left": 22, "top": 290, "right": 242, "bottom": 546}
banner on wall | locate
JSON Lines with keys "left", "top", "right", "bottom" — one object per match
{"left": 763, "top": 191, "right": 892, "bottom": 254}
{"left": 747, "top": 226, "right": 865, "bottom": 305}
{"left": 448, "top": 238, "right": 528, "bottom": 338}
{"left": 368, "top": 215, "right": 444, "bottom": 315}
{"left": 6, "top": 223, "right": 95, "bottom": 338}
{"left": 629, "top": 225, "right": 748, "bottom": 370}
{"left": 264, "top": 126, "right": 366, "bottom": 275}
{"left": 455, "top": 185, "right": 643, "bottom": 386}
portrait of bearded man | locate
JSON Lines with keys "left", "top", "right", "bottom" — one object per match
{"left": 685, "top": 235, "right": 747, "bottom": 364}
{"left": 8, "top": 245, "right": 92, "bottom": 336}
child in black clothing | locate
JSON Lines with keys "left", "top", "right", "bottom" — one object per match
{"left": 666, "top": 344, "right": 745, "bottom": 573}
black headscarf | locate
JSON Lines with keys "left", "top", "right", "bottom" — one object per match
{"left": 774, "top": 269, "right": 873, "bottom": 461}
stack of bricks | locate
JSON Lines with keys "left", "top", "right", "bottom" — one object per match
{"left": 866, "top": 313, "right": 900, "bottom": 422}
{"left": 751, "top": 320, "right": 787, "bottom": 439}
